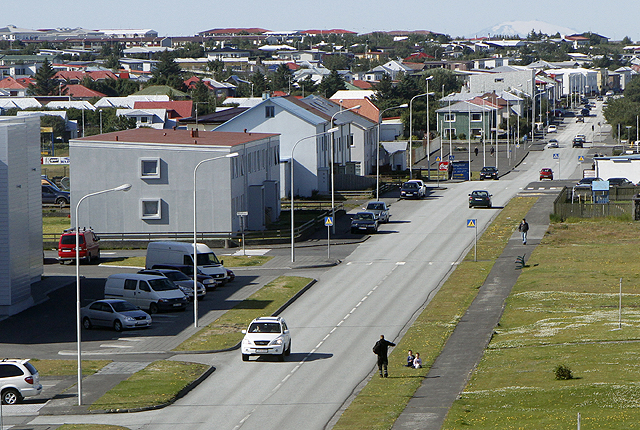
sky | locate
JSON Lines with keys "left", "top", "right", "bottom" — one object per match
{"left": 6, "top": 0, "right": 640, "bottom": 41}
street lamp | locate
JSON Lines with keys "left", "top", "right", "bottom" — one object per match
{"left": 425, "top": 76, "right": 433, "bottom": 180}
{"left": 76, "top": 183, "right": 131, "bottom": 405}
{"left": 193, "top": 152, "right": 238, "bottom": 327}
{"left": 377, "top": 103, "right": 408, "bottom": 200}
{"left": 409, "top": 88, "right": 434, "bottom": 179}
{"left": 290, "top": 128, "right": 338, "bottom": 262}
{"left": 330, "top": 105, "right": 360, "bottom": 233}
{"left": 99, "top": 109, "right": 103, "bottom": 134}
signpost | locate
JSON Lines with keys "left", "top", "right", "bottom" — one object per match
{"left": 324, "top": 216, "right": 333, "bottom": 258}
{"left": 237, "top": 211, "right": 248, "bottom": 256}
{"left": 467, "top": 219, "right": 477, "bottom": 262}
{"left": 553, "top": 153, "right": 560, "bottom": 179}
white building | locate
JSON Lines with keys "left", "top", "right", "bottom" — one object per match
{"left": 0, "top": 115, "right": 43, "bottom": 316}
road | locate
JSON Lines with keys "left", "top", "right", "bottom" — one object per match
{"left": 27, "top": 101, "right": 609, "bottom": 429}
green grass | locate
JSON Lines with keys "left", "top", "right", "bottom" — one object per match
{"left": 333, "top": 197, "right": 538, "bottom": 430}
{"left": 100, "top": 255, "right": 272, "bottom": 268}
{"left": 30, "top": 359, "right": 111, "bottom": 376}
{"left": 442, "top": 218, "right": 640, "bottom": 429}
{"left": 100, "top": 256, "right": 146, "bottom": 267}
{"left": 89, "top": 360, "right": 208, "bottom": 411}
{"left": 43, "top": 216, "right": 71, "bottom": 235}
{"left": 174, "top": 275, "right": 312, "bottom": 351}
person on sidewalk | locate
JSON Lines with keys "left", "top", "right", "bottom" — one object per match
{"left": 474, "top": 147, "right": 478, "bottom": 156}
{"left": 518, "top": 218, "right": 529, "bottom": 244}
{"left": 413, "top": 352, "right": 422, "bottom": 369}
{"left": 406, "top": 350, "right": 415, "bottom": 367}
{"left": 373, "top": 335, "right": 396, "bottom": 377}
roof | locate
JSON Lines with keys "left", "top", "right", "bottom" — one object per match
{"left": 179, "top": 107, "right": 249, "bottom": 124}
{"left": 133, "top": 85, "right": 189, "bottom": 97}
{"left": 46, "top": 100, "right": 96, "bottom": 110}
{"left": 381, "top": 141, "right": 407, "bottom": 154}
{"left": 74, "top": 128, "right": 279, "bottom": 147}
{"left": 0, "top": 76, "right": 29, "bottom": 90}
{"left": 64, "top": 84, "right": 106, "bottom": 98}
{"left": 133, "top": 101, "right": 192, "bottom": 118}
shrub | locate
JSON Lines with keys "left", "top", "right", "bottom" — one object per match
{"left": 554, "top": 364, "right": 573, "bottom": 380}
{"left": 549, "top": 213, "right": 563, "bottom": 223}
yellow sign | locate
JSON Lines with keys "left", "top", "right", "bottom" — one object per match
{"left": 41, "top": 127, "right": 54, "bottom": 133}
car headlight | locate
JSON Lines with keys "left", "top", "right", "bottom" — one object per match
{"left": 270, "top": 338, "right": 283, "bottom": 346}
{"left": 124, "top": 316, "right": 135, "bottom": 322}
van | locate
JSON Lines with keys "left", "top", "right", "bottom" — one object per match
{"left": 58, "top": 228, "right": 100, "bottom": 264}
{"left": 104, "top": 273, "right": 187, "bottom": 314}
{"left": 145, "top": 241, "right": 229, "bottom": 284}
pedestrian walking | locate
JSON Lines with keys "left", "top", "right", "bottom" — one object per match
{"left": 490, "top": 146, "right": 495, "bottom": 156}
{"left": 413, "top": 352, "right": 422, "bottom": 369}
{"left": 518, "top": 218, "right": 529, "bottom": 244}
{"left": 474, "top": 147, "right": 478, "bottom": 156}
{"left": 406, "top": 350, "right": 415, "bottom": 367}
{"left": 372, "top": 335, "right": 396, "bottom": 377}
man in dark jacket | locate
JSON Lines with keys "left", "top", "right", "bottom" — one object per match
{"left": 373, "top": 335, "right": 396, "bottom": 377}
{"left": 518, "top": 218, "right": 529, "bottom": 245}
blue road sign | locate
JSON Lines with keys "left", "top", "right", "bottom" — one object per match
{"left": 435, "top": 156, "right": 441, "bottom": 162}
{"left": 324, "top": 216, "right": 333, "bottom": 227}
{"left": 578, "top": 155, "right": 585, "bottom": 162}
{"left": 467, "top": 219, "right": 476, "bottom": 228}
{"left": 449, "top": 155, "right": 455, "bottom": 161}
{"left": 553, "top": 153, "right": 560, "bottom": 159}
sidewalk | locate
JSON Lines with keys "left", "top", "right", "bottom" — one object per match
{"left": 392, "top": 192, "right": 558, "bottom": 430}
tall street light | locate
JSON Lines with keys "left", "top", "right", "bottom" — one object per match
{"left": 330, "top": 105, "right": 360, "bottom": 233}
{"left": 76, "top": 183, "right": 131, "bottom": 405}
{"left": 377, "top": 103, "right": 408, "bottom": 200}
{"left": 193, "top": 152, "right": 238, "bottom": 327}
{"left": 409, "top": 89, "right": 433, "bottom": 179}
{"left": 425, "top": 76, "right": 433, "bottom": 180}
{"left": 291, "top": 128, "right": 338, "bottom": 262}
{"left": 99, "top": 109, "right": 103, "bottom": 134}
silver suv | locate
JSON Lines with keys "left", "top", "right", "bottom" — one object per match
{"left": 241, "top": 316, "right": 291, "bottom": 361}
{"left": 0, "top": 359, "right": 42, "bottom": 404}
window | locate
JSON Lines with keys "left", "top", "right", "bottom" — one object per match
{"left": 124, "top": 280, "right": 137, "bottom": 290}
{"left": 471, "top": 113, "right": 482, "bottom": 122}
{"left": 140, "top": 157, "right": 160, "bottom": 179}
{"left": 265, "top": 106, "right": 275, "bottom": 118}
{"left": 494, "top": 78, "right": 504, "bottom": 83}
{"left": 140, "top": 116, "right": 148, "bottom": 123}
{"left": 0, "top": 364, "right": 23, "bottom": 378}
{"left": 444, "top": 113, "right": 456, "bottom": 122}
{"left": 140, "top": 198, "right": 162, "bottom": 220}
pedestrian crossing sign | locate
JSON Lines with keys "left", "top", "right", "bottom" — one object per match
{"left": 467, "top": 219, "right": 476, "bottom": 228}
{"left": 578, "top": 155, "right": 585, "bottom": 162}
{"left": 324, "top": 216, "right": 333, "bottom": 226}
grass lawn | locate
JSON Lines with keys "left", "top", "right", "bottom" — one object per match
{"left": 43, "top": 216, "right": 71, "bottom": 235}
{"left": 333, "top": 197, "right": 538, "bottom": 430}
{"left": 443, "top": 219, "right": 640, "bottom": 429}
{"left": 89, "top": 360, "right": 208, "bottom": 411}
{"left": 30, "top": 359, "right": 111, "bottom": 376}
{"left": 174, "top": 275, "right": 312, "bottom": 351}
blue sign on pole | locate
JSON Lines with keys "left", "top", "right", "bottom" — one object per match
{"left": 467, "top": 219, "right": 476, "bottom": 228}
{"left": 324, "top": 216, "right": 333, "bottom": 227}
{"left": 553, "top": 153, "right": 560, "bottom": 160}
{"left": 449, "top": 154, "right": 455, "bottom": 161}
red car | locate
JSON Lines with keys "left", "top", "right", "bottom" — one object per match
{"left": 540, "top": 168, "right": 554, "bottom": 181}
{"left": 57, "top": 228, "right": 100, "bottom": 264}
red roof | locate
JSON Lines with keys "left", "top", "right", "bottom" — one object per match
{"left": 134, "top": 101, "right": 193, "bottom": 119}
{"left": 64, "top": 84, "right": 107, "bottom": 98}
{"left": 184, "top": 76, "right": 214, "bottom": 91}
{"left": 76, "top": 127, "right": 279, "bottom": 147}
{"left": 405, "top": 52, "right": 435, "bottom": 61}
{"left": 351, "top": 80, "right": 373, "bottom": 90}
{"left": 199, "top": 28, "right": 267, "bottom": 35}
{"left": 0, "top": 76, "right": 29, "bottom": 90}
{"left": 54, "top": 70, "right": 118, "bottom": 82}
{"left": 302, "top": 29, "right": 357, "bottom": 35}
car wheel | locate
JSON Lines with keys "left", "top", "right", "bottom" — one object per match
{"left": 285, "top": 341, "right": 291, "bottom": 356}
{"left": 113, "top": 320, "right": 123, "bottom": 332}
{"left": 82, "top": 317, "right": 92, "bottom": 330}
{"left": 278, "top": 351, "right": 285, "bottom": 362}
{"left": 149, "top": 303, "right": 159, "bottom": 314}
{"left": 469, "top": 204, "right": 473, "bottom": 208}
{"left": 242, "top": 354, "right": 249, "bottom": 361}
{"left": 95, "top": 249, "right": 101, "bottom": 263}
{"left": 86, "top": 253, "right": 91, "bottom": 264}
{"left": 55, "top": 197, "right": 67, "bottom": 205}
{"left": 2, "top": 388, "right": 21, "bottom": 405}
{"left": 351, "top": 228, "right": 357, "bottom": 234}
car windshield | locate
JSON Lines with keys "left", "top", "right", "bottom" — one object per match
{"left": 195, "top": 252, "right": 221, "bottom": 266}
{"left": 164, "top": 271, "right": 190, "bottom": 281}
{"left": 472, "top": 191, "right": 489, "bottom": 197}
{"left": 402, "top": 183, "right": 418, "bottom": 189}
{"left": 111, "top": 301, "right": 138, "bottom": 312}
{"left": 148, "top": 278, "right": 179, "bottom": 291}
{"left": 249, "top": 322, "right": 281, "bottom": 333}
{"left": 60, "top": 234, "right": 84, "bottom": 245}
{"left": 482, "top": 167, "right": 496, "bottom": 173}
{"left": 354, "top": 213, "right": 374, "bottom": 220}
{"left": 366, "top": 203, "right": 384, "bottom": 210}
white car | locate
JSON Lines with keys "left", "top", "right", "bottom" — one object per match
{"left": 0, "top": 359, "right": 42, "bottom": 405}
{"left": 547, "top": 139, "right": 559, "bottom": 148}
{"left": 241, "top": 316, "right": 291, "bottom": 361}
{"left": 547, "top": 125, "right": 557, "bottom": 133}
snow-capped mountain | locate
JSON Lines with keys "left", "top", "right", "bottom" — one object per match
{"left": 469, "top": 20, "right": 577, "bottom": 38}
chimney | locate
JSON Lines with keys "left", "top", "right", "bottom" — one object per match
{"left": 115, "top": 135, "right": 119, "bottom": 141}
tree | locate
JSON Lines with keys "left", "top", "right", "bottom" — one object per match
{"left": 322, "top": 54, "right": 351, "bottom": 71}
{"left": 250, "top": 70, "right": 267, "bottom": 96}
{"left": 149, "top": 50, "right": 185, "bottom": 91}
{"left": 270, "top": 64, "right": 293, "bottom": 93}
{"left": 316, "top": 70, "right": 346, "bottom": 98}
{"left": 28, "top": 58, "right": 58, "bottom": 96}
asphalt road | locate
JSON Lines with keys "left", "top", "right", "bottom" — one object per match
{"left": 24, "top": 101, "right": 612, "bottom": 429}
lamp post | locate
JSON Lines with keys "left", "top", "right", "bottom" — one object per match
{"left": 76, "top": 183, "right": 131, "bottom": 405}
{"left": 425, "top": 76, "right": 433, "bottom": 180}
{"left": 99, "top": 109, "right": 103, "bottom": 134}
{"left": 193, "top": 152, "right": 238, "bottom": 327}
{"left": 377, "top": 103, "right": 408, "bottom": 200}
{"left": 330, "top": 105, "right": 360, "bottom": 233}
{"left": 409, "top": 89, "right": 433, "bottom": 179}
{"left": 194, "top": 102, "right": 209, "bottom": 131}
{"left": 291, "top": 128, "right": 338, "bottom": 262}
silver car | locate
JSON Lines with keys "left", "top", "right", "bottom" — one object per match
{"left": 0, "top": 359, "right": 42, "bottom": 404}
{"left": 138, "top": 269, "right": 206, "bottom": 300}
{"left": 363, "top": 201, "right": 390, "bottom": 223}
{"left": 81, "top": 299, "right": 152, "bottom": 332}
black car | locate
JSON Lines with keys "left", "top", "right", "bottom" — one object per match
{"left": 400, "top": 181, "right": 423, "bottom": 199}
{"left": 42, "top": 184, "right": 70, "bottom": 205}
{"left": 607, "top": 177, "right": 633, "bottom": 187}
{"left": 350, "top": 212, "right": 379, "bottom": 234}
{"left": 572, "top": 137, "right": 584, "bottom": 148}
{"left": 469, "top": 190, "right": 492, "bottom": 208}
{"left": 479, "top": 166, "right": 498, "bottom": 180}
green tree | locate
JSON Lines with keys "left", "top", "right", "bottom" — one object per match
{"left": 28, "top": 58, "right": 58, "bottom": 96}
{"left": 270, "top": 64, "right": 293, "bottom": 92}
{"left": 250, "top": 70, "right": 267, "bottom": 96}
{"left": 323, "top": 54, "right": 352, "bottom": 71}
{"left": 149, "top": 50, "right": 185, "bottom": 91}
{"left": 316, "top": 70, "right": 346, "bottom": 98}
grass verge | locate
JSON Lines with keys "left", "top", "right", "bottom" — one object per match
{"left": 89, "top": 360, "right": 208, "bottom": 411}
{"left": 442, "top": 218, "right": 640, "bottom": 429}
{"left": 30, "top": 359, "right": 111, "bottom": 376}
{"left": 174, "top": 275, "right": 312, "bottom": 351}
{"left": 333, "top": 197, "right": 537, "bottom": 430}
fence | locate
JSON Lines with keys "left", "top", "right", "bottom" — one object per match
{"left": 553, "top": 186, "right": 637, "bottom": 220}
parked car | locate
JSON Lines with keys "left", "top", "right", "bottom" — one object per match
{"left": 607, "top": 177, "right": 633, "bottom": 187}
{"left": 137, "top": 269, "right": 206, "bottom": 301}
{"left": 575, "top": 177, "right": 603, "bottom": 188}
{"left": 150, "top": 264, "right": 219, "bottom": 290}
{"left": 42, "top": 184, "right": 69, "bottom": 205}
{"left": 350, "top": 212, "right": 379, "bottom": 234}
{"left": 81, "top": 299, "right": 152, "bottom": 332}
{"left": 241, "top": 316, "right": 291, "bottom": 361}
{"left": 400, "top": 181, "right": 424, "bottom": 199}
{"left": 479, "top": 166, "right": 499, "bottom": 180}
{"left": 57, "top": 228, "right": 100, "bottom": 264}
{"left": 363, "top": 201, "right": 390, "bottom": 223}
{"left": 407, "top": 179, "right": 427, "bottom": 195}
{"left": 0, "top": 359, "right": 42, "bottom": 405}
{"left": 547, "top": 139, "right": 559, "bottom": 148}
{"left": 469, "top": 190, "right": 492, "bottom": 208}
{"left": 572, "top": 137, "right": 584, "bottom": 148}
{"left": 146, "top": 241, "right": 229, "bottom": 284}
{"left": 547, "top": 125, "right": 557, "bottom": 133}
{"left": 576, "top": 116, "right": 584, "bottom": 123}
{"left": 103, "top": 273, "right": 187, "bottom": 314}
{"left": 540, "top": 168, "right": 554, "bottom": 180}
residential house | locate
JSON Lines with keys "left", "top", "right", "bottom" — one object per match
{"left": 355, "top": 60, "right": 413, "bottom": 82}
{"left": 63, "top": 84, "right": 107, "bottom": 100}
{"left": 133, "top": 100, "right": 193, "bottom": 120}
{"left": 95, "top": 95, "right": 170, "bottom": 109}
{"left": 116, "top": 108, "right": 168, "bottom": 129}
{"left": 0, "top": 76, "right": 30, "bottom": 97}
{"left": 207, "top": 47, "right": 251, "bottom": 61}
{"left": 0, "top": 97, "right": 41, "bottom": 111}
{"left": 436, "top": 99, "right": 496, "bottom": 141}
{"left": 178, "top": 107, "right": 249, "bottom": 131}
{"left": 0, "top": 115, "right": 43, "bottom": 317}
{"left": 69, "top": 128, "right": 280, "bottom": 233}
{"left": 16, "top": 111, "right": 78, "bottom": 138}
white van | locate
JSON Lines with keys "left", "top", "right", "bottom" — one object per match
{"left": 145, "top": 241, "right": 229, "bottom": 284}
{"left": 104, "top": 273, "right": 187, "bottom": 314}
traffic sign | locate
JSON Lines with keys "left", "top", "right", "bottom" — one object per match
{"left": 553, "top": 153, "right": 560, "bottom": 160}
{"left": 435, "top": 156, "right": 441, "bottom": 162}
{"left": 578, "top": 155, "right": 585, "bottom": 162}
{"left": 449, "top": 154, "right": 455, "bottom": 161}
{"left": 324, "top": 216, "right": 333, "bottom": 227}
{"left": 438, "top": 161, "right": 449, "bottom": 171}
{"left": 467, "top": 219, "right": 476, "bottom": 228}
{"left": 237, "top": 211, "right": 248, "bottom": 216}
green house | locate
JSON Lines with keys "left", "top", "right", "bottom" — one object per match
{"left": 436, "top": 100, "right": 496, "bottom": 140}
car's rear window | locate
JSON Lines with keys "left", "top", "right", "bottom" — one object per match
{"left": 24, "top": 362, "right": 37, "bottom": 375}
{"left": 60, "top": 234, "right": 84, "bottom": 245}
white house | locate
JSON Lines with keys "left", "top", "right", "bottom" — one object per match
{"left": 0, "top": 115, "right": 43, "bottom": 317}
{"left": 95, "top": 95, "right": 170, "bottom": 109}
{"left": 116, "top": 108, "right": 168, "bottom": 129}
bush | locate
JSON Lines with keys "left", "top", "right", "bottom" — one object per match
{"left": 554, "top": 364, "right": 573, "bottom": 380}
{"left": 549, "top": 213, "right": 563, "bottom": 223}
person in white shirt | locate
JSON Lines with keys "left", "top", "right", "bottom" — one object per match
{"left": 413, "top": 352, "right": 422, "bottom": 369}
